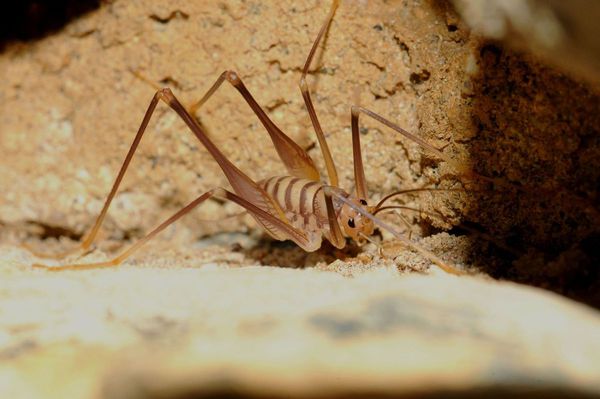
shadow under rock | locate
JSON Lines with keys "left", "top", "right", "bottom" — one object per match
{"left": 463, "top": 42, "right": 600, "bottom": 308}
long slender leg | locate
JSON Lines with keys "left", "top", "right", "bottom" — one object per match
{"left": 158, "top": 88, "right": 310, "bottom": 245}
{"left": 350, "top": 106, "right": 368, "bottom": 200}
{"left": 186, "top": 70, "right": 320, "bottom": 181}
{"left": 33, "top": 188, "right": 309, "bottom": 271}
{"left": 347, "top": 106, "right": 468, "bottom": 274}
{"left": 351, "top": 105, "right": 600, "bottom": 222}
{"left": 350, "top": 103, "right": 475, "bottom": 202}
{"left": 349, "top": 106, "right": 518, "bottom": 274}
{"left": 31, "top": 88, "right": 309, "bottom": 260}
{"left": 28, "top": 92, "right": 163, "bottom": 260}
{"left": 350, "top": 105, "right": 493, "bottom": 184}
{"left": 134, "top": 3, "right": 340, "bottom": 185}
{"left": 322, "top": 187, "right": 346, "bottom": 249}
{"left": 299, "top": 0, "right": 340, "bottom": 187}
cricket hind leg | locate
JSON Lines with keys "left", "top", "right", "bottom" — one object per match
{"left": 23, "top": 91, "right": 164, "bottom": 261}
{"left": 25, "top": 87, "right": 266, "bottom": 260}
{"left": 32, "top": 188, "right": 310, "bottom": 271}
{"left": 27, "top": 87, "right": 311, "bottom": 268}
{"left": 183, "top": 2, "right": 342, "bottom": 185}
{"left": 184, "top": 70, "right": 321, "bottom": 182}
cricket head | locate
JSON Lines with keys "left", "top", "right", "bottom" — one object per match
{"left": 338, "top": 197, "right": 376, "bottom": 244}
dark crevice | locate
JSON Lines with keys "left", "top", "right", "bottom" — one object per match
{"left": 392, "top": 35, "right": 410, "bottom": 54}
{"left": 265, "top": 99, "right": 287, "bottom": 112}
{"left": 409, "top": 69, "right": 430, "bottom": 85}
{"left": 159, "top": 76, "right": 183, "bottom": 90}
{"left": 0, "top": 1, "right": 101, "bottom": 50}
{"left": 25, "top": 221, "right": 83, "bottom": 241}
{"left": 149, "top": 10, "right": 189, "bottom": 24}
{"left": 465, "top": 40, "right": 600, "bottom": 308}
{"left": 365, "top": 60, "right": 384, "bottom": 72}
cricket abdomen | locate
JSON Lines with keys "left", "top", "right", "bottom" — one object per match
{"left": 259, "top": 176, "right": 328, "bottom": 235}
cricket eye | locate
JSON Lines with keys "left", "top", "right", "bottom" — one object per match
{"left": 347, "top": 218, "right": 355, "bottom": 228}
{"left": 360, "top": 199, "right": 367, "bottom": 205}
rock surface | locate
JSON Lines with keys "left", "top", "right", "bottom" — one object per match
{"left": 452, "top": 0, "right": 600, "bottom": 85}
{"left": 1, "top": 0, "right": 599, "bottom": 305}
{"left": 1, "top": 1, "right": 600, "bottom": 398}
{"left": 1, "top": 247, "right": 599, "bottom": 399}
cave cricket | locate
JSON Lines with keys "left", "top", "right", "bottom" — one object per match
{"left": 27, "top": 0, "right": 488, "bottom": 274}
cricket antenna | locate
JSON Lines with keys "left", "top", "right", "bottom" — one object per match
{"left": 326, "top": 187, "right": 464, "bottom": 275}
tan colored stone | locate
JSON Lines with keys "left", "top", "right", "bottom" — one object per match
{"left": 1, "top": 250, "right": 599, "bottom": 398}
{"left": 2, "top": 1, "right": 598, "bottom": 305}
{"left": 1, "top": 3, "right": 600, "bottom": 389}
{"left": 453, "top": 0, "right": 600, "bottom": 85}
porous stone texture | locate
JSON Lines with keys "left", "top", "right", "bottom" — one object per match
{"left": 0, "top": 0, "right": 599, "bottom": 304}
{"left": 1, "top": 1, "right": 600, "bottom": 397}
{"left": 1, "top": 256, "right": 599, "bottom": 399}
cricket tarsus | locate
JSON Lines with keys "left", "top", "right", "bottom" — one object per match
{"left": 28, "top": 0, "right": 467, "bottom": 274}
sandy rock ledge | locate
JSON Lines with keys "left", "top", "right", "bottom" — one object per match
{"left": 1, "top": 0, "right": 600, "bottom": 397}
{"left": 1, "top": 247, "right": 599, "bottom": 398}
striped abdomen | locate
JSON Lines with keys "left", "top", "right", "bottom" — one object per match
{"left": 259, "top": 176, "right": 329, "bottom": 237}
